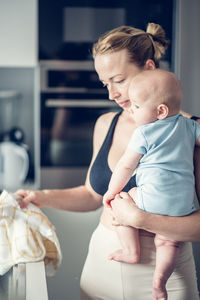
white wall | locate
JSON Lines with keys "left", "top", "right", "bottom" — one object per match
{"left": 174, "top": 0, "right": 200, "bottom": 115}
{"left": 0, "top": 0, "right": 38, "bottom": 67}
{"left": 174, "top": 0, "right": 200, "bottom": 292}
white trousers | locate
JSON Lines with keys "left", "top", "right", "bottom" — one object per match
{"left": 80, "top": 223, "right": 199, "bottom": 300}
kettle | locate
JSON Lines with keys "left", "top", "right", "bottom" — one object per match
{"left": 0, "top": 141, "right": 29, "bottom": 191}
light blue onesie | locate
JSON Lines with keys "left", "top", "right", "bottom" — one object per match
{"left": 128, "top": 114, "right": 200, "bottom": 216}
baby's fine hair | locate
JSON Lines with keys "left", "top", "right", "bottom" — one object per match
{"left": 92, "top": 23, "right": 169, "bottom": 68}
{"left": 133, "top": 69, "right": 182, "bottom": 114}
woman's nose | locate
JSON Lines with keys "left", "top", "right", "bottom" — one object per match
{"left": 108, "top": 86, "right": 120, "bottom": 100}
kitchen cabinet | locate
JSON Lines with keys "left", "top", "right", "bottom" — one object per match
{"left": 0, "top": 0, "right": 38, "bottom": 67}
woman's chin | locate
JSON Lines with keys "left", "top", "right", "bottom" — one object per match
{"left": 118, "top": 101, "right": 131, "bottom": 110}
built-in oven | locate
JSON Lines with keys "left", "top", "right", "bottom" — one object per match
{"left": 38, "top": 1, "right": 173, "bottom": 65}
{"left": 40, "top": 60, "right": 120, "bottom": 188}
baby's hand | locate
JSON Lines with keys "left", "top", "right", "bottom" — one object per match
{"left": 103, "top": 191, "right": 115, "bottom": 208}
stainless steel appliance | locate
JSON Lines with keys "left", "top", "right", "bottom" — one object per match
{"left": 0, "top": 141, "right": 29, "bottom": 190}
{"left": 0, "top": 91, "right": 29, "bottom": 191}
{"left": 40, "top": 60, "right": 120, "bottom": 188}
{"left": 39, "top": 1, "right": 173, "bottom": 66}
{"left": 39, "top": 3, "right": 125, "bottom": 61}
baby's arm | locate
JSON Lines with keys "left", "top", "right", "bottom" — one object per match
{"left": 103, "top": 148, "right": 142, "bottom": 206}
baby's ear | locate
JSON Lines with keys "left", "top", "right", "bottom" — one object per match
{"left": 157, "top": 104, "right": 169, "bottom": 120}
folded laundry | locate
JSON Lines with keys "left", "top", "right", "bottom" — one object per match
{"left": 0, "top": 190, "right": 62, "bottom": 276}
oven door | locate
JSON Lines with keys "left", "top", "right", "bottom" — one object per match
{"left": 40, "top": 96, "right": 120, "bottom": 188}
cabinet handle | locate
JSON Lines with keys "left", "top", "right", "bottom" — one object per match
{"left": 45, "top": 99, "right": 117, "bottom": 108}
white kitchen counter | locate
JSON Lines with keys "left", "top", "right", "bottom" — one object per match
{"left": 0, "top": 261, "right": 48, "bottom": 300}
{"left": 26, "top": 261, "right": 48, "bottom": 300}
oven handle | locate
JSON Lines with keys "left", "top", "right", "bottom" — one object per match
{"left": 45, "top": 99, "right": 116, "bottom": 108}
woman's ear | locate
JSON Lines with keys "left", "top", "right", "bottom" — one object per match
{"left": 145, "top": 59, "right": 156, "bottom": 70}
{"left": 157, "top": 104, "right": 169, "bottom": 119}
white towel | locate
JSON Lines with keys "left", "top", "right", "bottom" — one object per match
{"left": 0, "top": 190, "right": 62, "bottom": 276}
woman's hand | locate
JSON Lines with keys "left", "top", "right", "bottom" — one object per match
{"left": 15, "top": 189, "right": 48, "bottom": 208}
{"left": 110, "top": 192, "right": 143, "bottom": 228}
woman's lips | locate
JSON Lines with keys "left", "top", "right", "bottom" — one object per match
{"left": 117, "top": 100, "right": 130, "bottom": 108}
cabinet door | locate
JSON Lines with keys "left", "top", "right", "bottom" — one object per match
{"left": 0, "top": 0, "right": 37, "bottom": 67}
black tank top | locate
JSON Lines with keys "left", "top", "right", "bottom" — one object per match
{"left": 89, "top": 112, "right": 136, "bottom": 196}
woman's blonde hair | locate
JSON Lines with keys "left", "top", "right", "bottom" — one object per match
{"left": 92, "top": 23, "right": 169, "bottom": 68}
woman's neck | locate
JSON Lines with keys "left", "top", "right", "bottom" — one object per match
{"left": 121, "top": 110, "right": 136, "bottom": 124}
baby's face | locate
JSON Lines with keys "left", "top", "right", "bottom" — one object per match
{"left": 128, "top": 79, "right": 158, "bottom": 127}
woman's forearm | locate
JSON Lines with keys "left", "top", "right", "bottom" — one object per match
{"left": 111, "top": 192, "right": 200, "bottom": 242}
{"left": 43, "top": 186, "right": 102, "bottom": 211}
{"left": 17, "top": 185, "right": 102, "bottom": 212}
{"left": 136, "top": 209, "right": 200, "bottom": 242}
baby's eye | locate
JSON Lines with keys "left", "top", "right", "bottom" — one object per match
{"left": 134, "top": 104, "right": 139, "bottom": 109}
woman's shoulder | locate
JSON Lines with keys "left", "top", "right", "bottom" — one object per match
{"left": 95, "top": 111, "right": 119, "bottom": 133}
{"left": 93, "top": 111, "right": 119, "bottom": 148}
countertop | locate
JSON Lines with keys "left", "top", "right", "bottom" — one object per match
{"left": 0, "top": 261, "right": 48, "bottom": 300}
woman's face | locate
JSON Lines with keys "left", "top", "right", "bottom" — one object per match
{"left": 94, "top": 49, "right": 144, "bottom": 111}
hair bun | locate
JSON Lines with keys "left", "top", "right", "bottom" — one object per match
{"left": 146, "top": 23, "right": 169, "bottom": 60}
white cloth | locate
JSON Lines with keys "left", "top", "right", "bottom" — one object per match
{"left": 0, "top": 190, "right": 62, "bottom": 276}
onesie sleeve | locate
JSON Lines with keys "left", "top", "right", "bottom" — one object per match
{"left": 127, "top": 127, "right": 147, "bottom": 155}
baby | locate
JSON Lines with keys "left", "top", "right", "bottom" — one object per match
{"left": 103, "top": 69, "right": 200, "bottom": 300}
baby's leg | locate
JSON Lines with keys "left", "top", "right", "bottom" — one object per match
{"left": 153, "top": 234, "right": 180, "bottom": 300}
{"left": 108, "top": 226, "right": 140, "bottom": 263}
{"left": 109, "top": 187, "right": 140, "bottom": 263}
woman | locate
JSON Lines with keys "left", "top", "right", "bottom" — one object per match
{"left": 17, "top": 23, "right": 200, "bottom": 300}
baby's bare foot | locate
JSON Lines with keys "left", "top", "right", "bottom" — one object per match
{"left": 108, "top": 249, "right": 139, "bottom": 264}
{"left": 152, "top": 277, "right": 167, "bottom": 300}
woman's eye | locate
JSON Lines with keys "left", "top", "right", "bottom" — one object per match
{"left": 115, "top": 79, "right": 124, "bottom": 84}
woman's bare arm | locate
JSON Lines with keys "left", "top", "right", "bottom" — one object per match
{"left": 136, "top": 208, "right": 200, "bottom": 242}
{"left": 16, "top": 113, "right": 116, "bottom": 212}
{"left": 110, "top": 192, "right": 200, "bottom": 242}
{"left": 17, "top": 185, "right": 102, "bottom": 211}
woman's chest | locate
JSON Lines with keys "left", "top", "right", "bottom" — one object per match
{"left": 107, "top": 118, "right": 136, "bottom": 170}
